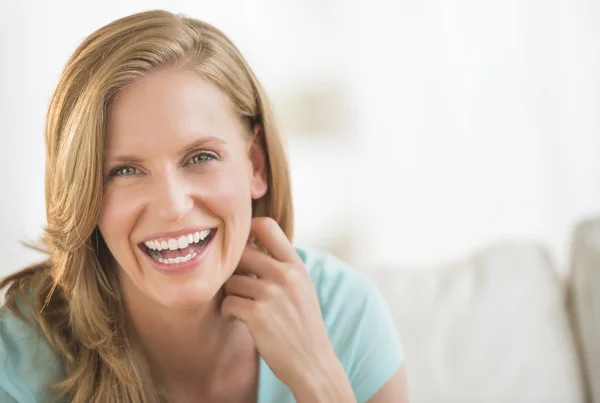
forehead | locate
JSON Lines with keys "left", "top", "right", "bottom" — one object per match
{"left": 105, "top": 68, "right": 243, "bottom": 154}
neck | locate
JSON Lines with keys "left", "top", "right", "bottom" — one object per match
{"left": 121, "top": 282, "right": 248, "bottom": 388}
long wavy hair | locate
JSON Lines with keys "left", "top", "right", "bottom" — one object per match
{"left": 0, "top": 9, "right": 293, "bottom": 403}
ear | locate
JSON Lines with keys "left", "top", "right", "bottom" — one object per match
{"left": 249, "top": 123, "right": 268, "bottom": 200}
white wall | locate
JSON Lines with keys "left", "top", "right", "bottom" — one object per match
{"left": 1, "top": 0, "right": 598, "bottom": 276}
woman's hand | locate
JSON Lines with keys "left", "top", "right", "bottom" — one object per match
{"left": 221, "top": 217, "right": 356, "bottom": 402}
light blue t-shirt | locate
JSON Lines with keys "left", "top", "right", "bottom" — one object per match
{"left": 0, "top": 247, "right": 403, "bottom": 403}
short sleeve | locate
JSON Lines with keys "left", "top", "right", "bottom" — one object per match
{"left": 0, "top": 380, "right": 22, "bottom": 403}
{"left": 0, "top": 338, "right": 20, "bottom": 403}
{"left": 0, "top": 313, "right": 35, "bottom": 403}
{"left": 302, "top": 246, "right": 405, "bottom": 403}
{"left": 0, "top": 308, "right": 65, "bottom": 403}
{"left": 335, "top": 278, "right": 404, "bottom": 402}
{"left": 0, "top": 387, "right": 20, "bottom": 403}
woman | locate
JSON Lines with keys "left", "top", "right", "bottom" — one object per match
{"left": 0, "top": 10, "right": 407, "bottom": 403}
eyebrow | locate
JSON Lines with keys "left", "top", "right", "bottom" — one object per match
{"left": 105, "top": 135, "right": 227, "bottom": 164}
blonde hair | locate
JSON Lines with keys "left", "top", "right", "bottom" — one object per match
{"left": 0, "top": 10, "right": 293, "bottom": 403}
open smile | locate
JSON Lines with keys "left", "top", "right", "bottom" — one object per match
{"left": 138, "top": 228, "right": 217, "bottom": 267}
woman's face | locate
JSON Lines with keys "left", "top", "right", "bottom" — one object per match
{"left": 98, "top": 68, "right": 267, "bottom": 309}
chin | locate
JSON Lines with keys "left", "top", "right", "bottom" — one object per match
{"left": 155, "top": 281, "right": 222, "bottom": 309}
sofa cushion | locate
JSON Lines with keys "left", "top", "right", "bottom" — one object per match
{"left": 366, "top": 242, "right": 586, "bottom": 403}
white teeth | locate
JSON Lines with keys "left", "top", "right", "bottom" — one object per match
{"left": 144, "top": 229, "right": 213, "bottom": 251}
{"left": 155, "top": 250, "right": 198, "bottom": 264}
{"left": 177, "top": 236, "right": 189, "bottom": 249}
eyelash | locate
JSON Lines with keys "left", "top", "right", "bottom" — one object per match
{"left": 107, "top": 151, "right": 219, "bottom": 178}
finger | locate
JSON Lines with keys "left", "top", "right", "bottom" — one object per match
{"left": 237, "top": 246, "right": 281, "bottom": 279}
{"left": 233, "top": 264, "right": 257, "bottom": 277}
{"left": 221, "top": 295, "right": 254, "bottom": 323}
{"left": 250, "top": 217, "right": 302, "bottom": 264}
{"left": 224, "top": 274, "right": 263, "bottom": 300}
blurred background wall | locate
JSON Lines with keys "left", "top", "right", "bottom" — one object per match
{"left": 0, "top": 0, "right": 598, "bottom": 276}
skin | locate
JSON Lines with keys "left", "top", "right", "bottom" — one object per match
{"left": 98, "top": 67, "right": 407, "bottom": 402}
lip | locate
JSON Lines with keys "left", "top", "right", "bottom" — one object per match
{"left": 139, "top": 226, "right": 217, "bottom": 244}
{"left": 140, "top": 228, "right": 217, "bottom": 276}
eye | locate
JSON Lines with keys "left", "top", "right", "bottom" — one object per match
{"left": 187, "top": 151, "right": 218, "bottom": 166}
{"left": 109, "top": 166, "right": 138, "bottom": 177}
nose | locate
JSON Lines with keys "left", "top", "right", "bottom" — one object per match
{"left": 151, "top": 169, "right": 194, "bottom": 223}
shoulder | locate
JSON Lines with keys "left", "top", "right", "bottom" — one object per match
{"left": 296, "top": 246, "right": 386, "bottom": 318}
{"left": 295, "top": 246, "right": 404, "bottom": 403}
{"left": 296, "top": 246, "right": 373, "bottom": 297}
{"left": 0, "top": 300, "right": 64, "bottom": 402}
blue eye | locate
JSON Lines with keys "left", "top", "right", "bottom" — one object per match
{"left": 105, "top": 151, "right": 217, "bottom": 179}
{"left": 187, "top": 151, "right": 217, "bottom": 165}
{"left": 110, "top": 166, "right": 137, "bottom": 177}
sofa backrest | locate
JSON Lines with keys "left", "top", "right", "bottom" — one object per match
{"left": 570, "top": 218, "right": 600, "bottom": 403}
{"left": 366, "top": 242, "right": 586, "bottom": 403}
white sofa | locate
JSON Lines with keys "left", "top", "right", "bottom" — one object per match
{"left": 363, "top": 218, "right": 600, "bottom": 403}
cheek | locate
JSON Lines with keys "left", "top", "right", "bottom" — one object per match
{"left": 98, "top": 187, "right": 142, "bottom": 254}
{"left": 199, "top": 170, "right": 254, "bottom": 219}
{"left": 198, "top": 171, "right": 254, "bottom": 268}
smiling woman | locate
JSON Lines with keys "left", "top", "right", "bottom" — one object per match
{"left": 0, "top": 9, "right": 407, "bottom": 403}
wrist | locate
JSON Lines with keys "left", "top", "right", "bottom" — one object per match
{"left": 290, "top": 354, "right": 356, "bottom": 403}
